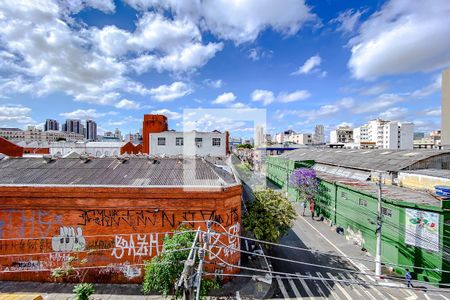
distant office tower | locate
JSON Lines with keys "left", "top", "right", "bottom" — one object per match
{"left": 313, "top": 124, "right": 325, "bottom": 144}
{"left": 86, "top": 120, "right": 97, "bottom": 141}
{"left": 44, "top": 119, "right": 59, "bottom": 131}
{"left": 62, "top": 119, "right": 84, "bottom": 135}
{"left": 442, "top": 68, "right": 450, "bottom": 146}
{"left": 255, "top": 125, "right": 265, "bottom": 146}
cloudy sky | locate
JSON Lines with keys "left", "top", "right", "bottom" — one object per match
{"left": 0, "top": 0, "right": 449, "bottom": 138}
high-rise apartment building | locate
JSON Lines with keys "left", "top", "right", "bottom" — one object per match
{"left": 255, "top": 125, "right": 265, "bottom": 146}
{"left": 85, "top": 120, "right": 97, "bottom": 141}
{"left": 313, "top": 124, "right": 325, "bottom": 144}
{"left": 62, "top": 119, "right": 84, "bottom": 135}
{"left": 442, "top": 68, "right": 450, "bottom": 146}
{"left": 354, "top": 119, "right": 413, "bottom": 149}
{"left": 44, "top": 119, "right": 59, "bottom": 131}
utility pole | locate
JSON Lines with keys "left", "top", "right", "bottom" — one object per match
{"left": 195, "top": 221, "right": 211, "bottom": 300}
{"left": 177, "top": 227, "right": 200, "bottom": 300}
{"left": 375, "top": 172, "right": 383, "bottom": 277}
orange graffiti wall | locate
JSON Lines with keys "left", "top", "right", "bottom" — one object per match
{"left": 0, "top": 185, "right": 242, "bottom": 283}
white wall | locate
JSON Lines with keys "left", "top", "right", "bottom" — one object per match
{"left": 150, "top": 131, "right": 227, "bottom": 157}
{"left": 49, "top": 142, "right": 124, "bottom": 157}
{"left": 330, "top": 130, "right": 338, "bottom": 144}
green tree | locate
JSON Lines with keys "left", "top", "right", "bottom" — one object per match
{"left": 237, "top": 143, "right": 253, "bottom": 149}
{"left": 244, "top": 189, "right": 296, "bottom": 244}
{"left": 142, "top": 227, "right": 219, "bottom": 299}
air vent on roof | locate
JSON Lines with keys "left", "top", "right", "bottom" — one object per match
{"left": 43, "top": 154, "right": 54, "bottom": 163}
{"left": 117, "top": 156, "right": 130, "bottom": 163}
{"left": 80, "top": 154, "right": 91, "bottom": 163}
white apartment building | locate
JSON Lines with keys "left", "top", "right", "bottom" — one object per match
{"left": 0, "top": 128, "right": 25, "bottom": 140}
{"left": 149, "top": 130, "right": 227, "bottom": 157}
{"left": 287, "top": 133, "right": 313, "bottom": 145}
{"left": 330, "top": 126, "right": 353, "bottom": 144}
{"left": 274, "top": 130, "right": 295, "bottom": 143}
{"left": 354, "top": 119, "right": 413, "bottom": 149}
{"left": 313, "top": 125, "right": 325, "bottom": 144}
{"left": 255, "top": 125, "right": 265, "bottom": 146}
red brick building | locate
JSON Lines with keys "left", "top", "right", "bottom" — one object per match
{"left": 0, "top": 137, "right": 50, "bottom": 157}
{"left": 0, "top": 156, "right": 241, "bottom": 283}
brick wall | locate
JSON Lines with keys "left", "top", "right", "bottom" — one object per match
{"left": 0, "top": 137, "right": 23, "bottom": 157}
{"left": 142, "top": 115, "right": 168, "bottom": 154}
{"left": 0, "top": 185, "right": 242, "bottom": 283}
{"left": 120, "top": 142, "right": 142, "bottom": 155}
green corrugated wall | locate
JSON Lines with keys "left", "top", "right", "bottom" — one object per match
{"left": 266, "top": 156, "right": 450, "bottom": 284}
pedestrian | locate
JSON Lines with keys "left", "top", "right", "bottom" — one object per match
{"left": 302, "top": 199, "right": 307, "bottom": 216}
{"left": 405, "top": 269, "right": 413, "bottom": 288}
{"left": 310, "top": 200, "right": 315, "bottom": 219}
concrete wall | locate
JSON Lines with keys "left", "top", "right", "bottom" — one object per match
{"left": 150, "top": 131, "right": 227, "bottom": 157}
{"left": 399, "top": 172, "right": 450, "bottom": 192}
{"left": 0, "top": 185, "right": 242, "bottom": 283}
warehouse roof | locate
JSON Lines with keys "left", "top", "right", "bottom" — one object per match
{"left": 316, "top": 171, "right": 441, "bottom": 208}
{"left": 0, "top": 157, "right": 238, "bottom": 187}
{"left": 278, "top": 148, "right": 450, "bottom": 172}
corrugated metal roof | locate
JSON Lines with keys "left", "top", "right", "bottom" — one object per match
{"left": 316, "top": 171, "right": 441, "bottom": 207}
{"left": 0, "top": 157, "right": 238, "bottom": 187}
{"left": 278, "top": 148, "right": 450, "bottom": 172}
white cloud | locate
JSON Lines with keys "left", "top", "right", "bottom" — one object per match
{"left": 251, "top": 89, "right": 310, "bottom": 105}
{"left": 149, "top": 82, "right": 192, "bottom": 102}
{"left": 292, "top": 55, "right": 325, "bottom": 76}
{"left": 203, "top": 79, "right": 223, "bottom": 89}
{"left": 352, "top": 93, "right": 404, "bottom": 114}
{"left": 115, "top": 99, "right": 141, "bottom": 110}
{"left": 59, "top": 0, "right": 116, "bottom": 14}
{"left": 411, "top": 75, "right": 442, "bottom": 98}
{"left": 248, "top": 47, "right": 273, "bottom": 61}
{"left": 330, "top": 8, "right": 366, "bottom": 34}
{"left": 0, "top": 105, "right": 33, "bottom": 124}
{"left": 359, "top": 83, "right": 389, "bottom": 96}
{"left": 131, "top": 42, "right": 223, "bottom": 74}
{"left": 251, "top": 90, "right": 275, "bottom": 106}
{"left": 125, "top": 0, "right": 316, "bottom": 44}
{"left": 424, "top": 107, "right": 441, "bottom": 116}
{"left": 378, "top": 107, "right": 408, "bottom": 120}
{"left": 60, "top": 109, "right": 116, "bottom": 120}
{"left": 348, "top": 0, "right": 450, "bottom": 79}
{"left": 212, "top": 92, "right": 237, "bottom": 104}
{"left": 151, "top": 109, "right": 182, "bottom": 120}
{"left": 278, "top": 90, "right": 311, "bottom": 103}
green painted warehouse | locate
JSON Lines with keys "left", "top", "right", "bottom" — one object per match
{"left": 266, "top": 149, "right": 450, "bottom": 285}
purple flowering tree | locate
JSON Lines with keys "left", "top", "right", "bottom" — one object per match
{"left": 289, "top": 168, "right": 319, "bottom": 202}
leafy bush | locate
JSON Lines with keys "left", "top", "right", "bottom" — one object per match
{"left": 73, "top": 283, "right": 94, "bottom": 300}
{"left": 142, "top": 227, "right": 196, "bottom": 298}
{"left": 244, "top": 189, "right": 296, "bottom": 244}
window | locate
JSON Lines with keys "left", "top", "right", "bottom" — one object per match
{"left": 195, "top": 137, "right": 202, "bottom": 147}
{"left": 212, "top": 138, "right": 221, "bottom": 146}
{"left": 359, "top": 198, "right": 368, "bottom": 207}
{"left": 341, "top": 192, "right": 348, "bottom": 199}
{"left": 158, "top": 137, "right": 166, "bottom": 145}
{"left": 382, "top": 208, "right": 392, "bottom": 217}
{"left": 176, "top": 137, "right": 184, "bottom": 146}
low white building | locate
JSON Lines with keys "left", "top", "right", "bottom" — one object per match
{"left": 0, "top": 126, "right": 84, "bottom": 142}
{"left": 287, "top": 133, "right": 313, "bottom": 145}
{"left": 49, "top": 141, "right": 125, "bottom": 157}
{"left": 330, "top": 126, "right": 353, "bottom": 144}
{"left": 149, "top": 130, "right": 227, "bottom": 157}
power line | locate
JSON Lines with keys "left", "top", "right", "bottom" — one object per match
{"left": 200, "top": 247, "right": 450, "bottom": 294}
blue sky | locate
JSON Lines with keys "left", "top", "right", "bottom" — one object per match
{"left": 0, "top": 0, "right": 448, "bottom": 139}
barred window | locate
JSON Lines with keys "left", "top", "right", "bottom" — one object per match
{"left": 359, "top": 198, "right": 368, "bottom": 207}
{"left": 176, "top": 137, "right": 184, "bottom": 146}
{"left": 212, "top": 138, "right": 221, "bottom": 146}
{"left": 382, "top": 208, "right": 392, "bottom": 217}
{"left": 158, "top": 137, "right": 166, "bottom": 145}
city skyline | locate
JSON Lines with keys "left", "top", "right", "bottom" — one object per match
{"left": 0, "top": 0, "right": 448, "bottom": 138}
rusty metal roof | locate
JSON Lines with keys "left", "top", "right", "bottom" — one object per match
{"left": 278, "top": 148, "right": 450, "bottom": 172}
{"left": 0, "top": 157, "right": 238, "bottom": 187}
{"left": 316, "top": 171, "right": 441, "bottom": 208}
